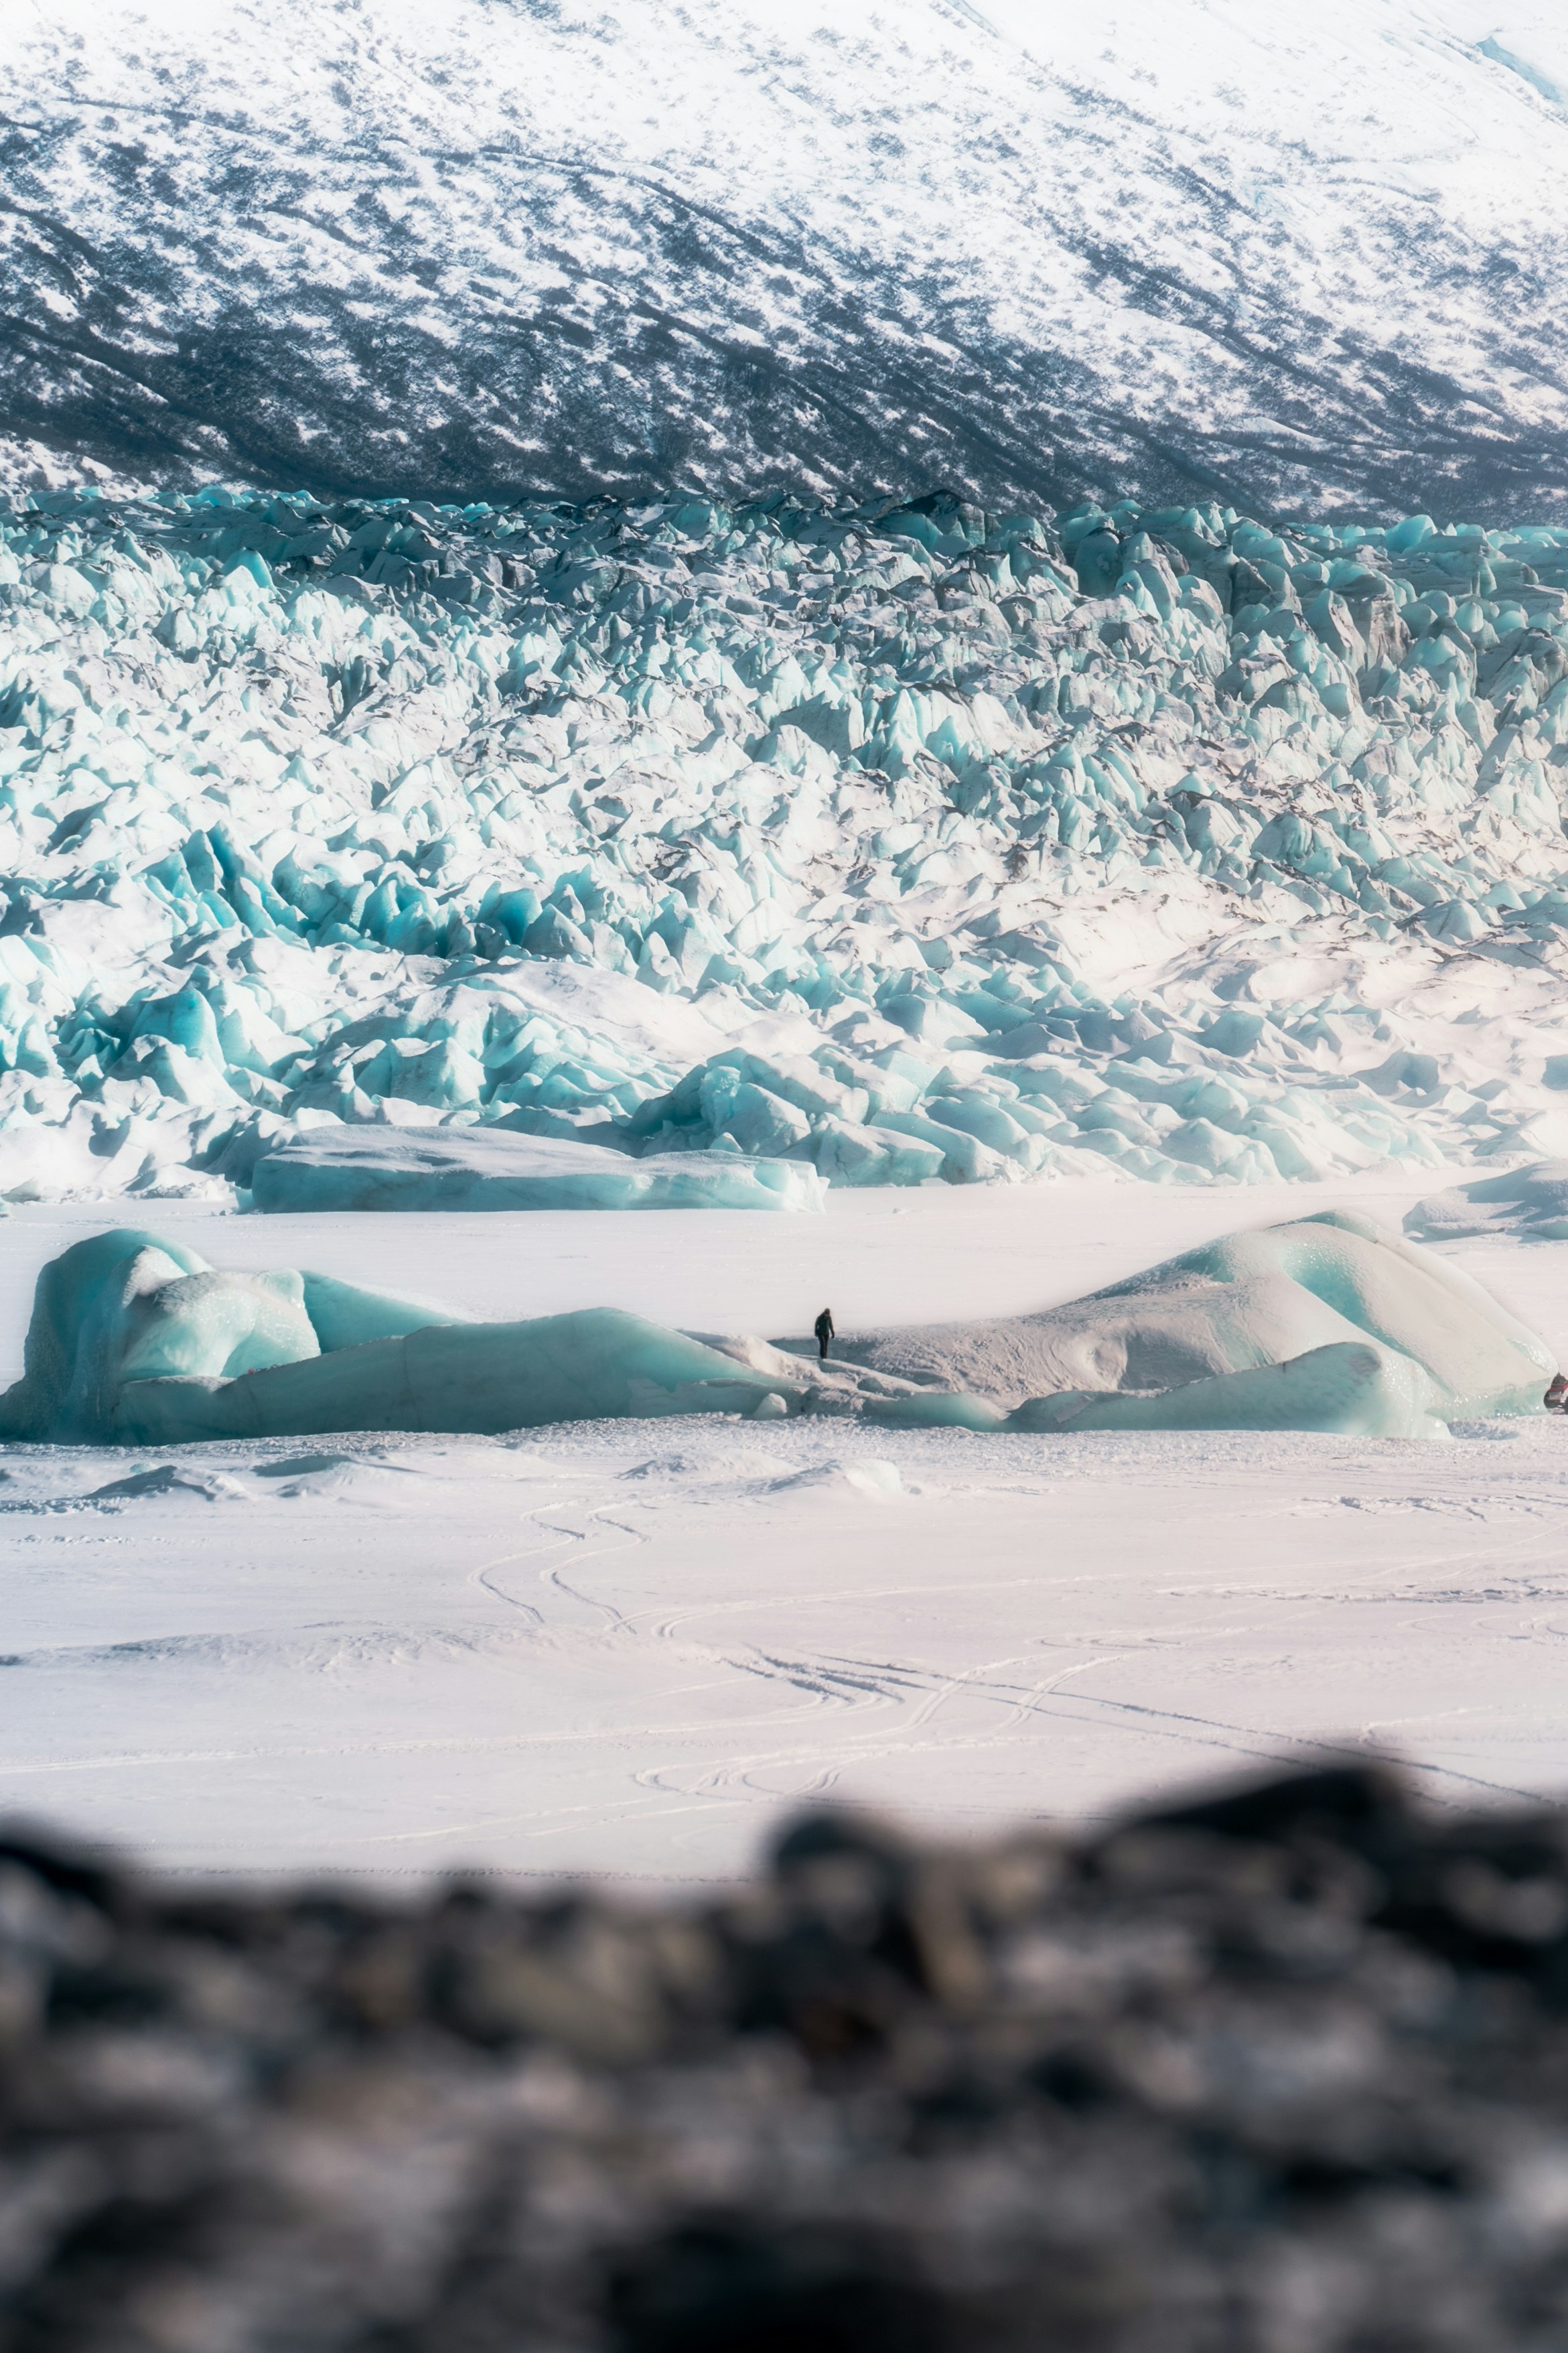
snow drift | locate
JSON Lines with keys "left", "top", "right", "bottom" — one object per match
{"left": 1, "top": 1212, "right": 1548, "bottom": 1445}
{"left": 1405, "top": 1157, "right": 1568, "bottom": 1241}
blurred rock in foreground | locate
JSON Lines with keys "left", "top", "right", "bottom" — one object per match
{"left": 7, "top": 1769, "right": 1568, "bottom": 2349}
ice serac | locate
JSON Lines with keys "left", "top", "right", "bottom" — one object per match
{"left": 0, "top": 1230, "right": 806, "bottom": 1446}
{"left": 9, "top": 486, "right": 1568, "bottom": 1208}
{"left": 249, "top": 1128, "right": 825, "bottom": 1213}
{"left": 841, "top": 1213, "right": 1555, "bottom": 1440}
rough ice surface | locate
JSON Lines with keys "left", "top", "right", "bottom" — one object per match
{"left": 1, "top": 1213, "right": 1545, "bottom": 1446}
{"left": 249, "top": 1127, "right": 825, "bottom": 1214}
{"left": 9, "top": 486, "right": 1568, "bottom": 1205}
{"left": 1405, "top": 1156, "right": 1568, "bottom": 1241}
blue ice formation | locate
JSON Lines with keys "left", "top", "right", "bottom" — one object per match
{"left": 6, "top": 487, "right": 1568, "bottom": 1203}
{"left": 0, "top": 1230, "right": 806, "bottom": 1444}
{"left": 0, "top": 1213, "right": 1546, "bottom": 1446}
{"left": 248, "top": 1128, "right": 825, "bottom": 1213}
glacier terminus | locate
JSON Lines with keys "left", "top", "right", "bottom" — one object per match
{"left": 3, "top": 485, "right": 1568, "bottom": 1209}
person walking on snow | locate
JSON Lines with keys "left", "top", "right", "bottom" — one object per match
{"left": 1548, "top": 1373, "right": 1568, "bottom": 1412}
{"left": 814, "top": 1307, "right": 835, "bottom": 1361}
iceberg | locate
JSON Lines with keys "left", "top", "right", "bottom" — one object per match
{"left": 0, "top": 1213, "right": 1547, "bottom": 1447}
{"left": 0, "top": 1230, "right": 807, "bottom": 1446}
{"left": 249, "top": 1126, "right": 825, "bottom": 1213}
{"left": 837, "top": 1211, "right": 1555, "bottom": 1440}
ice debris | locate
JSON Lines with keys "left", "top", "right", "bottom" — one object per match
{"left": 1, "top": 1213, "right": 1546, "bottom": 1446}
{"left": 4, "top": 480, "right": 1568, "bottom": 1206}
{"left": 248, "top": 1125, "right": 825, "bottom": 1213}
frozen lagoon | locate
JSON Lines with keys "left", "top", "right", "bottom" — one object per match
{"left": 3, "top": 1174, "right": 1568, "bottom": 1885}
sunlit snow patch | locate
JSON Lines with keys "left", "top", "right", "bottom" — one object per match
{"left": 771, "top": 1459, "right": 904, "bottom": 1497}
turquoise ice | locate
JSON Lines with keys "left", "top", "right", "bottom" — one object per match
{"left": 3, "top": 488, "right": 1568, "bottom": 1207}
{"left": 0, "top": 1230, "right": 804, "bottom": 1445}
{"left": 248, "top": 1127, "right": 825, "bottom": 1213}
{"left": 0, "top": 1212, "right": 1548, "bottom": 1447}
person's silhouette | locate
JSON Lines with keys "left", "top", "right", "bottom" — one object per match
{"left": 813, "top": 1307, "right": 835, "bottom": 1361}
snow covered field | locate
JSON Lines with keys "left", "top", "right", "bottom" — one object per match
{"left": 5, "top": 1177, "right": 1568, "bottom": 1887}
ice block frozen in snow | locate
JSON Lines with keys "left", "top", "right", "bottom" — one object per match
{"left": 1405, "top": 1162, "right": 1568, "bottom": 1244}
{"left": 1004, "top": 1341, "right": 1444, "bottom": 1440}
{"left": 249, "top": 1128, "right": 826, "bottom": 1213}
{"left": 0, "top": 1211, "right": 1548, "bottom": 1448}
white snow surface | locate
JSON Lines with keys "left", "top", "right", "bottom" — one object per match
{"left": 5, "top": 1179, "right": 1568, "bottom": 1884}
{"left": 8, "top": 0, "right": 1568, "bottom": 515}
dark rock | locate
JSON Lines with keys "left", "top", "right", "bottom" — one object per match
{"left": 8, "top": 1770, "right": 1568, "bottom": 2348}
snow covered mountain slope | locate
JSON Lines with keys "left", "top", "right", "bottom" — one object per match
{"left": 7, "top": 480, "right": 1568, "bottom": 1204}
{"left": 7, "top": 0, "right": 1568, "bottom": 517}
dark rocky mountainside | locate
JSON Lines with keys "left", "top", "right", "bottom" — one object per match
{"left": 7, "top": 1, "right": 1568, "bottom": 518}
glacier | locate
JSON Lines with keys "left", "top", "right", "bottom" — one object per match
{"left": 1, "top": 1211, "right": 1546, "bottom": 1445}
{"left": 5, "top": 482, "right": 1568, "bottom": 1204}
